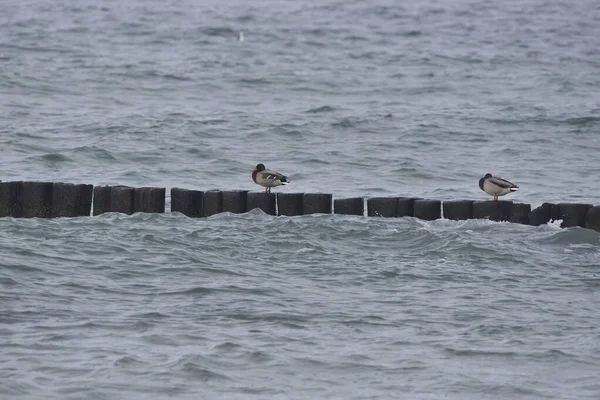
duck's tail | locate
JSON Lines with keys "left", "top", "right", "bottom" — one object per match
{"left": 280, "top": 176, "right": 290, "bottom": 185}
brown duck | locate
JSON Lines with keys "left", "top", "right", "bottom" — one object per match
{"left": 251, "top": 163, "right": 290, "bottom": 193}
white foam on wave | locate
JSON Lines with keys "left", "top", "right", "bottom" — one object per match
{"left": 547, "top": 219, "right": 563, "bottom": 229}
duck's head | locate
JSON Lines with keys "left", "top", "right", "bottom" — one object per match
{"left": 252, "top": 163, "right": 266, "bottom": 172}
{"left": 479, "top": 173, "right": 492, "bottom": 190}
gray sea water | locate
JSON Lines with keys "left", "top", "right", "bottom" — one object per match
{"left": 1, "top": 0, "right": 600, "bottom": 398}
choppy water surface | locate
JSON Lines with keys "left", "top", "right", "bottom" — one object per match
{"left": 1, "top": 0, "right": 600, "bottom": 398}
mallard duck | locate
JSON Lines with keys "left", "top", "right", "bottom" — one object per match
{"left": 479, "top": 173, "right": 518, "bottom": 201}
{"left": 251, "top": 163, "right": 290, "bottom": 193}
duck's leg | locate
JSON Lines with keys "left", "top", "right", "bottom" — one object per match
{"left": 264, "top": 187, "right": 269, "bottom": 193}
{"left": 493, "top": 194, "right": 498, "bottom": 201}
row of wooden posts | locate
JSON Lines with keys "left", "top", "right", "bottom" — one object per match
{"left": 0, "top": 181, "right": 599, "bottom": 232}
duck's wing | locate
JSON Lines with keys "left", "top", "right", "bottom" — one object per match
{"left": 258, "top": 170, "right": 288, "bottom": 182}
{"left": 489, "top": 176, "right": 518, "bottom": 189}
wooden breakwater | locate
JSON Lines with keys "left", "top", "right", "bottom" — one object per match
{"left": 0, "top": 181, "right": 599, "bottom": 232}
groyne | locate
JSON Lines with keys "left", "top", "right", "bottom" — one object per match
{"left": 1, "top": 181, "right": 599, "bottom": 232}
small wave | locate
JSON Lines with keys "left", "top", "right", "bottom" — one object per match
{"left": 114, "top": 355, "right": 149, "bottom": 367}
{"left": 161, "top": 286, "right": 217, "bottom": 296}
{"left": 140, "top": 334, "right": 180, "bottom": 346}
{"left": 342, "top": 318, "right": 396, "bottom": 327}
{"left": 302, "top": 40, "right": 327, "bottom": 48}
{"left": 236, "top": 77, "right": 271, "bottom": 86}
{"left": 536, "top": 225, "right": 599, "bottom": 246}
{"left": 56, "top": 26, "right": 90, "bottom": 34}
{"left": 444, "top": 347, "right": 520, "bottom": 357}
{"left": 237, "top": 386, "right": 284, "bottom": 395}
{"left": 0, "top": 43, "right": 73, "bottom": 54}
{"left": 212, "top": 342, "right": 243, "bottom": 351}
{"left": 306, "top": 105, "right": 335, "bottom": 113}
{"left": 41, "top": 153, "right": 72, "bottom": 163}
{"left": 223, "top": 312, "right": 309, "bottom": 324}
{"left": 195, "top": 118, "right": 228, "bottom": 125}
{"left": 177, "top": 265, "right": 246, "bottom": 277}
{"left": 72, "top": 146, "right": 116, "bottom": 161}
{"left": 332, "top": 117, "right": 361, "bottom": 128}
{"left": 235, "top": 14, "right": 255, "bottom": 23}
{"left": 201, "top": 27, "right": 237, "bottom": 37}
{"left": 563, "top": 116, "right": 600, "bottom": 126}
{"left": 129, "top": 312, "right": 169, "bottom": 319}
{"left": 0, "top": 277, "right": 19, "bottom": 286}
{"left": 470, "top": 323, "right": 527, "bottom": 336}
{"left": 180, "top": 363, "right": 232, "bottom": 381}
{"left": 343, "top": 35, "right": 368, "bottom": 42}
{"left": 293, "top": 356, "right": 328, "bottom": 367}
{"left": 247, "top": 350, "right": 273, "bottom": 363}
{"left": 2, "top": 262, "right": 47, "bottom": 274}
{"left": 302, "top": 157, "right": 331, "bottom": 165}
{"left": 581, "top": 278, "right": 600, "bottom": 287}
{"left": 160, "top": 73, "right": 193, "bottom": 82}
{"left": 539, "top": 349, "right": 572, "bottom": 358}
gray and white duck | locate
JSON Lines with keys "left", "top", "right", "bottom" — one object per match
{"left": 478, "top": 173, "right": 519, "bottom": 201}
